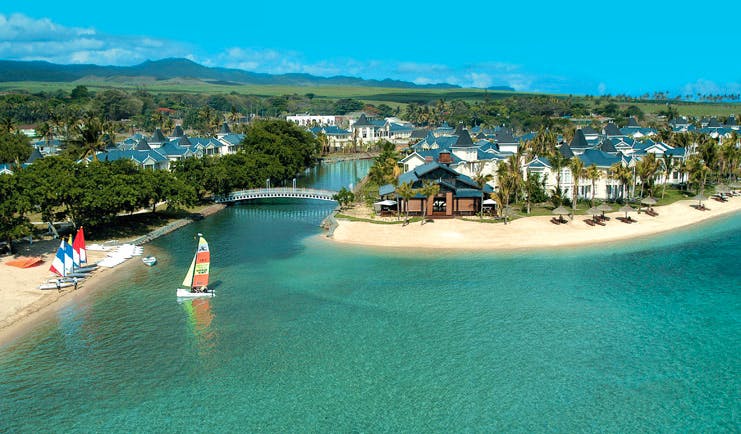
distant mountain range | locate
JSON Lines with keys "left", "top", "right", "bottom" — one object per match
{"left": 0, "top": 58, "right": 514, "bottom": 91}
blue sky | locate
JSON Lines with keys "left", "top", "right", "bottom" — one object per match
{"left": 2, "top": 1, "right": 739, "bottom": 96}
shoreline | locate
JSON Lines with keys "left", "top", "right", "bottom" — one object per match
{"left": 327, "top": 198, "right": 741, "bottom": 251}
{"left": 0, "top": 204, "right": 226, "bottom": 347}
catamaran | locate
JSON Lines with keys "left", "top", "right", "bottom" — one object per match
{"left": 176, "top": 234, "right": 214, "bottom": 298}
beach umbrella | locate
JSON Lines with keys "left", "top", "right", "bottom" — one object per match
{"left": 482, "top": 198, "right": 497, "bottom": 206}
{"left": 586, "top": 206, "right": 600, "bottom": 217}
{"left": 551, "top": 205, "right": 570, "bottom": 223}
{"left": 693, "top": 193, "right": 707, "bottom": 206}
{"left": 640, "top": 197, "right": 657, "bottom": 206}
{"left": 597, "top": 202, "right": 613, "bottom": 219}
{"left": 374, "top": 199, "right": 397, "bottom": 206}
{"left": 619, "top": 204, "right": 636, "bottom": 219}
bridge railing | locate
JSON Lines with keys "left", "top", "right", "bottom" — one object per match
{"left": 214, "top": 187, "right": 339, "bottom": 203}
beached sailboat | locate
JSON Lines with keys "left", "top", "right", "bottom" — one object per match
{"left": 176, "top": 234, "right": 214, "bottom": 298}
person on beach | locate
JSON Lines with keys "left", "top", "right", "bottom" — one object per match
{"left": 73, "top": 277, "right": 78, "bottom": 290}
{"left": 55, "top": 279, "right": 61, "bottom": 292}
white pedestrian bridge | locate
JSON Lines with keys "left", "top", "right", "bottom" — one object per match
{"left": 214, "top": 187, "right": 338, "bottom": 203}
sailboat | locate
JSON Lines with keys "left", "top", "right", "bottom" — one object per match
{"left": 176, "top": 233, "right": 214, "bottom": 298}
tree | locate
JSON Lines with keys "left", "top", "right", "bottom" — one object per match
{"left": 610, "top": 163, "right": 633, "bottom": 201}
{"left": 548, "top": 149, "right": 568, "bottom": 198}
{"left": 333, "top": 187, "right": 355, "bottom": 210}
{"left": 585, "top": 164, "right": 602, "bottom": 207}
{"left": 68, "top": 113, "right": 105, "bottom": 161}
{"left": 395, "top": 181, "right": 415, "bottom": 222}
{"left": 636, "top": 153, "right": 660, "bottom": 197}
{"left": 0, "top": 174, "right": 32, "bottom": 252}
{"left": 418, "top": 180, "right": 440, "bottom": 224}
{"left": 239, "top": 119, "right": 321, "bottom": 184}
{"left": 492, "top": 171, "right": 512, "bottom": 223}
{"left": 661, "top": 154, "right": 674, "bottom": 199}
{"left": 0, "top": 130, "right": 33, "bottom": 167}
{"left": 70, "top": 85, "right": 90, "bottom": 100}
{"left": 523, "top": 172, "right": 546, "bottom": 214}
{"left": 569, "top": 156, "right": 585, "bottom": 212}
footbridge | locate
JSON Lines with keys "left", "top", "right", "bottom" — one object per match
{"left": 214, "top": 187, "right": 338, "bottom": 203}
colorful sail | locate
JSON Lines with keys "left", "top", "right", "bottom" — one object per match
{"left": 49, "top": 241, "right": 66, "bottom": 276}
{"left": 64, "top": 236, "right": 74, "bottom": 275}
{"left": 72, "top": 227, "right": 87, "bottom": 266}
{"left": 191, "top": 236, "right": 210, "bottom": 290}
{"left": 182, "top": 256, "right": 196, "bottom": 287}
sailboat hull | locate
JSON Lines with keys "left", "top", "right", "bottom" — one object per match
{"left": 176, "top": 288, "right": 215, "bottom": 298}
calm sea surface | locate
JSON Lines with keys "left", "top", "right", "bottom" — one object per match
{"left": 1, "top": 159, "right": 739, "bottom": 432}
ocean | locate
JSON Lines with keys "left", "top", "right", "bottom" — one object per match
{"left": 1, "top": 159, "right": 739, "bottom": 432}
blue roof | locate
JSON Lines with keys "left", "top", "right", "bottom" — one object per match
{"left": 388, "top": 123, "right": 413, "bottom": 132}
{"left": 219, "top": 133, "right": 245, "bottom": 145}
{"left": 664, "top": 147, "right": 686, "bottom": 157}
{"left": 579, "top": 149, "right": 622, "bottom": 168}
{"left": 157, "top": 141, "right": 191, "bottom": 157}
{"left": 96, "top": 149, "right": 168, "bottom": 165}
{"left": 379, "top": 184, "right": 396, "bottom": 196}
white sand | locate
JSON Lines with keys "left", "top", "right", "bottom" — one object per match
{"left": 330, "top": 197, "right": 741, "bottom": 250}
{"left": 0, "top": 242, "right": 133, "bottom": 345}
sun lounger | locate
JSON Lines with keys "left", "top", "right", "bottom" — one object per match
{"left": 551, "top": 217, "right": 561, "bottom": 225}
{"left": 594, "top": 219, "right": 606, "bottom": 226}
{"left": 585, "top": 219, "right": 595, "bottom": 226}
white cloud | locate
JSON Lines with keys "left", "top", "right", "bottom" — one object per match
{"left": 0, "top": 13, "right": 570, "bottom": 92}
{"left": 0, "top": 13, "right": 191, "bottom": 65}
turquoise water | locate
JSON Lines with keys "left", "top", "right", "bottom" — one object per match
{"left": 1, "top": 160, "right": 740, "bottom": 432}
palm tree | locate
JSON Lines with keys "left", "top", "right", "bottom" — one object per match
{"left": 548, "top": 149, "right": 568, "bottom": 198}
{"left": 636, "top": 153, "right": 660, "bottom": 197}
{"left": 473, "top": 169, "right": 493, "bottom": 219}
{"left": 492, "top": 171, "right": 512, "bottom": 224}
{"left": 569, "top": 156, "right": 585, "bottom": 212}
{"left": 418, "top": 180, "right": 440, "bottom": 224}
{"left": 610, "top": 163, "right": 633, "bottom": 201}
{"left": 72, "top": 113, "right": 105, "bottom": 161}
{"left": 506, "top": 154, "right": 523, "bottom": 205}
{"left": 396, "top": 181, "right": 415, "bottom": 223}
{"left": 585, "top": 164, "right": 601, "bottom": 207}
{"left": 661, "top": 154, "right": 674, "bottom": 199}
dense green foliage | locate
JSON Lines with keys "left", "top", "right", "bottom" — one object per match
{"left": 172, "top": 119, "right": 320, "bottom": 196}
{"left": 0, "top": 158, "right": 197, "bottom": 248}
{"left": 0, "top": 130, "right": 33, "bottom": 165}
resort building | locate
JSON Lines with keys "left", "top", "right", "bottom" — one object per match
{"left": 286, "top": 114, "right": 340, "bottom": 127}
{"left": 380, "top": 155, "right": 493, "bottom": 218}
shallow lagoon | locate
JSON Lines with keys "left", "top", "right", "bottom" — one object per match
{"left": 1, "top": 160, "right": 739, "bottom": 432}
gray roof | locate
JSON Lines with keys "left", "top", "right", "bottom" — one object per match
{"left": 570, "top": 129, "right": 590, "bottom": 149}
{"left": 151, "top": 128, "right": 167, "bottom": 143}
{"left": 454, "top": 129, "right": 474, "bottom": 147}
{"left": 604, "top": 122, "right": 622, "bottom": 136}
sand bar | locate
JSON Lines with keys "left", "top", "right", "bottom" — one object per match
{"left": 330, "top": 197, "right": 741, "bottom": 250}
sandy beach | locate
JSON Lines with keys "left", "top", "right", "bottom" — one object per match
{"left": 330, "top": 197, "right": 741, "bottom": 250}
{"left": 0, "top": 204, "right": 226, "bottom": 346}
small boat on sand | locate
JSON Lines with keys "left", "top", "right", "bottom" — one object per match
{"left": 142, "top": 256, "right": 157, "bottom": 266}
{"left": 39, "top": 281, "right": 73, "bottom": 290}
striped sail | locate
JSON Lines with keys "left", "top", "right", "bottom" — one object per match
{"left": 182, "top": 236, "right": 210, "bottom": 290}
{"left": 64, "top": 236, "right": 74, "bottom": 275}
{"left": 72, "top": 227, "right": 87, "bottom": 266}
{"left": 49, "top": 241, "right": 66, "bottom": 276}
{"left": 191, "top": 236, "right": 210, "bottom": 289}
